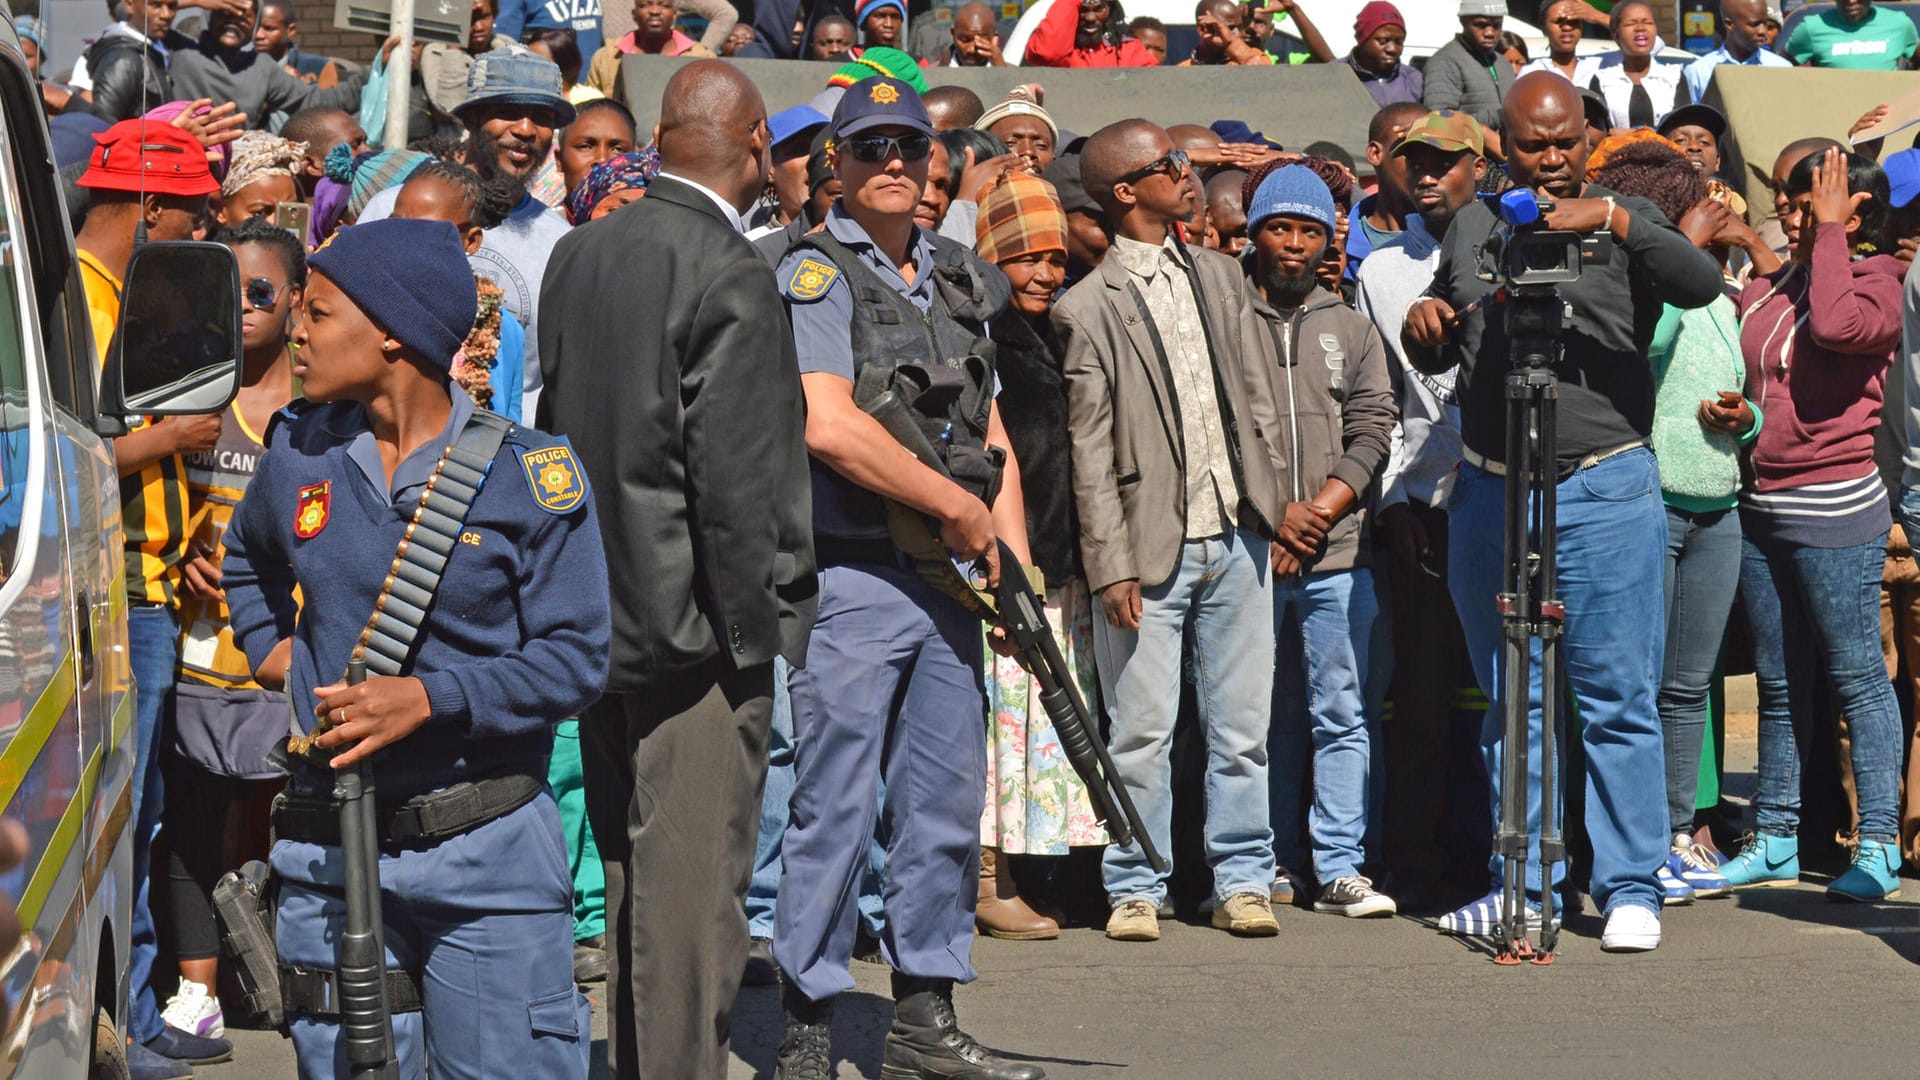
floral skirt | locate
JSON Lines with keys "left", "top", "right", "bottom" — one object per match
{"left": 981, "top": 577, "right": 1109, "bottom": 854}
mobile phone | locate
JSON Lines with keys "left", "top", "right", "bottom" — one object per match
{"left": 274, "top": 201, "right": 311, "bottom": 243}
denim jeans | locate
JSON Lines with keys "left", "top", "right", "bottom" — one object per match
{"left": 127, "top": 603, "right": 178, "bottom": 1044}
{"left": 1660, "top": 505, "right": 1742, "bottom": 837}
{"left": 1269, "top": 568, "right": 1377, "bottom": 883}
{"left": 1095, "top": 528, "right": 1275, "bottom": 904}
{"left": 1448, "top": 449, "right": 1668, "bottom": 915}
{"left": 1738, "top": 528, "right": 1903, "bottom": 843}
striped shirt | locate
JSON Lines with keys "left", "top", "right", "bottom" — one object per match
{"left": 1740, "top": 469, "right": 1890, "bottom": 549}
{"left": 179, "top": 402, "right": 282, "bottom": 689}
{"left": 79, "top": 248, "right": 191, "bottom": 606}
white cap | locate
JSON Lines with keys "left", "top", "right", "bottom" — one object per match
{"left": 1458, "top": 0, "right": 1508, "bottom": 16}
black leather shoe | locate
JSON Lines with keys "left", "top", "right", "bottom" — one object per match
{"left": 145, "top": 1026, "right": 232, "bottom": 1065}
{"left": 881, "top": 976, "right": 1044, "bottom": 1080}
{"left": 775, "top": 986, "right": 835, "bottom": 1080}
{"left": 573, "top": 933, "right": 608, "bottom": 984}
{"left": 743, "top": 936, "right": 781, "bottom": 986}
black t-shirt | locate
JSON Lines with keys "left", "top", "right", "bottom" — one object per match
{"left": 1421, "top": 185, "right": 1724, "bottom": 470}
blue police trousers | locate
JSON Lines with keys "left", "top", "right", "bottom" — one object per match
{"left": 273, "top": 793, "right": 590, "bottom": 1080}
{"left": 775, "top": 563, "right": 986, "bottom": 1002}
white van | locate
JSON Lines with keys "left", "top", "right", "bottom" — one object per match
{"left": 0, "top": 6, "right": 241, "bottom": 1077}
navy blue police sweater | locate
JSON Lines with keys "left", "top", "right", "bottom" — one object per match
{"left": 223, "top": 391, "right": 611, "bottom": 799}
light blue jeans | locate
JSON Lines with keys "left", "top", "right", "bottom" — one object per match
{"left": 127, "top": 603, "right": 177, "bottom": 1044}
{"left": 1269, "top": 568, "right": 1378, "bottom": 884}
{"left": 1095, "top": 529, "right": 1276, "bottom": 904}
{"left": 1447, "top": 450, "right": 1668, "bottom": 916}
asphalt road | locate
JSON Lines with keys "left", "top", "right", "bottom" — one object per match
{"left": 203, "top": 683, "right": 1920, "bottom": 1079}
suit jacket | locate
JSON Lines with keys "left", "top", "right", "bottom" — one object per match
{"left": 1053, "top": 239, "right": 1284, "bottom": 594}
{"left": 537, "top": 176, "right": 817, "bottom": 691}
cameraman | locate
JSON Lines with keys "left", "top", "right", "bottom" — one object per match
{"left": 1403, "top": 74, "right": 1722, "bottom": 953}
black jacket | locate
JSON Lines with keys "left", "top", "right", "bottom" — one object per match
{"left": 537, "top": 177, "right": 817, "bottom": 689}
{"left": 989, "top": 307, "right": 1080, "bottom": 587}
{"left": 84, "top": 31, "right": 192, "bottom": 124}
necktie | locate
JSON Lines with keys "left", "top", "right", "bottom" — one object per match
{"left": 1629, "top": 81, "right": 1654, "bottom": 129}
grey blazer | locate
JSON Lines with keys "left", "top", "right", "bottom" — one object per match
{"left": 1053, "top": 239, "right": 1284, "bottom": 594}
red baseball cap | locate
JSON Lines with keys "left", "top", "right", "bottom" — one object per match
{"left": 77, "top": 119, "right": 220, "bottom": 198}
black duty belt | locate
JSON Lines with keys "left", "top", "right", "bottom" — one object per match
{"left": 815, "top": 537, "right": 912, "bottom": 570}
{"left": 272, "top": 769, "right": 544, "bottom": 848}
{"left": 281, "top": 964, "right": 424, "bottom": 1016}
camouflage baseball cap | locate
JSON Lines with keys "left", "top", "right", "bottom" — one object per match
{"left": 1391, "top": 110, "right": 1485, "bottom": 158}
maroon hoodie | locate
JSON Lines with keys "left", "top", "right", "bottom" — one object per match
{"left": 1738, "top": 222, "right": 1906, "bottom": 494}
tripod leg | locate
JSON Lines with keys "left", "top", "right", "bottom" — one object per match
{"left": 1533, "top": 382, "right": 1565, "bottom": 963}
{"left": 1493, "top": 369, "right": 1537, "bottom": 963}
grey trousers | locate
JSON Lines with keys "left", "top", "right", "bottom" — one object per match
{"left": 581, "top": 660, "right": 773, "bottom": 1080}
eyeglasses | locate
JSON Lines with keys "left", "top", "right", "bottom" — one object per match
{"left": 1117, "top": 149, "right": 1190, "bottom": 187}
{"left": 842, "top": 132, "right": 935, "bottom": 164}
{"left": 245, "top": 277, "right": 281, "bottom": 311}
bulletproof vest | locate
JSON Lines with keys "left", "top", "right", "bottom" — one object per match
{"left": 798, "top": 230, "right": 1004, "bottom": 532}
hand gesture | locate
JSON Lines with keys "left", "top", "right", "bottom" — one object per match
{"left": 311, "top": 675, "right": 434, "bottom": 768}
{"left": 168, "top": 99, "right": 245, "bottom": 162}
{"left": 1697, "top": 390, "right": 1755, "bottom": 438}
{"left": 1678, "top": 197, "right": 1732, "bottom": 250}
{"left": 1277, "top": 501, "right": 1331, "bottom": 558}
{"left": 957, "top": 150, "right": 1024, "bottom": 203}
{"left": 1100, "top": 580, "right": 1143, "bottom": 630}
{"left": 1404, "top": 298, "right": 1459, "bottom": 348}
{"left": 162, "top": 413, "right": 223, "bottom": 455}
{"left": 1809, "top": 146, "right": 1868, "bottom": 228}
{"left": 181, "top": 538, "right": 224, "bottom": 601}
{"left": 1269, "top": 541, "right": 1300, "bottom": 579}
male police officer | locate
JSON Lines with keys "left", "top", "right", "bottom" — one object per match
{"left": 772, "top": 76, "right": 1043, "bottom": 1080}
{"left": 223, "top": 219, "right": 612, "bottom": 1078}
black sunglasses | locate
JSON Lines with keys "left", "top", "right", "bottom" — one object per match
{"left": 842, "top": 132, "right": 935, "bottom": 164}
{"left": 244, "top": 277, "right": 282, "bottom": 311}
{"left": 1117, "top": 148, "right": 1190, "bottom": 187}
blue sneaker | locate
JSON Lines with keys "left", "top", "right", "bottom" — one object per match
{"left": 1656, "top": 862, "right": 1695, "bottom": 906}
{"left": 1436, "top": 887, "right": 1557, "bottom": 936}
{"left": 144, "top": 1025, "right": 232, "bottom": 1066}
{"left": 127, "top": 1039, "right": 191, "bottom": 1080}
{"left": 1827, "top": 839, "right": 1903, "bottom": 902}
{"left": 1720, "top": 832, "right": 1799, "bottom": 890}
{"left": 1670, "top": 835, "right": 1732, "bottom": 899}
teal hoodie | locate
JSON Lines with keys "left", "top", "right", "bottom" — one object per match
{"left": 1650, "top": 295, "right": 1762, "bottom": 513}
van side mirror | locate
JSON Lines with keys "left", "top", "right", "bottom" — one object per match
{"left": 94, "top": 241, "right": 242, "bottom": 437}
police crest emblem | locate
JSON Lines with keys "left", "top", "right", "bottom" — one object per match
{"left": 786, "top": 257, "right": 839, "bottom": 301}
{"left": 521, "top": 444, "right": 586, "bottom": 514}
{"left": 870, "top": 82, "right": 901, "bottom": 105}
{"left": 294, "top": 482, "right": 330, "bottom": 538}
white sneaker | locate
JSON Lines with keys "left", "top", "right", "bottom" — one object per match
{"left": 160, "top": 979, "right": 225, "bottom": 1039}
{"left": 1599, "top": 904, "right": 1661, "bottom": 953}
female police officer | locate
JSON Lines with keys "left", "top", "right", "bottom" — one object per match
{"left": 222, "top": 218, "right": 611, "bottom": 1078}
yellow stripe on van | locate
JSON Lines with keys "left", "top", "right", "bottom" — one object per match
{"left": 0, "top": 660, "right": 76, "bottom": 814}
{"left": 14, "top": 743, "right": 99, "bottom": 932}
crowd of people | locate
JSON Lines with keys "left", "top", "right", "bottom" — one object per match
{"left": 26, "top": 0, "right": 1920, "bottom": 1078}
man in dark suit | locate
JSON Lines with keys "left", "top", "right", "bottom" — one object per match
{"left": 536, "top": 59, "right": 817, "bottom": 1080}
{"left": 1054, "top": 119, "right": 1286, "bottom": 943}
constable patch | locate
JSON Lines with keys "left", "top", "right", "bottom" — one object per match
{"left": 521, "top": 444, "right": 586, "bottom": 514}
{"left": 870, "top": 82, "right": 901, "bottom": 105}
{"left": 294, "top": 482, "right": 330, "bottom": 539}
{"left": 785, "top": 257, "right": 839, "bottom": 302}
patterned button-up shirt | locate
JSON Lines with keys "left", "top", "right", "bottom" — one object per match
{"left": 1109, "top": 234, "right": 1240, "bottom": 540}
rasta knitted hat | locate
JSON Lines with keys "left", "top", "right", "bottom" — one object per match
{"left": 310, "top": 219, "right": 478, "bottom": 372}
{"left": 827, "top": 47, "right": 930, "bottom": 93}
{"left": 1246, "top": 164, "right": 1336, "bottom": 234}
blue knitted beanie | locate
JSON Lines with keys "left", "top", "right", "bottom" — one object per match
{"left": 1246, "top": 164, "right": 1337, "bottom": 235}
{"left": 310, "top": 219, "right": 477, "bottom": 372}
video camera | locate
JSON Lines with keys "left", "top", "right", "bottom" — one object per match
{"left": 1480, "top": 189, "right": 1614, "bottom": 288}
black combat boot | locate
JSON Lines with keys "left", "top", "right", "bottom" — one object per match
{"left": 775, "top": 985, "right": 835, "bottom": 1080}
{"left": 881, "top": 975, "right": 1045, "bottom": 1080}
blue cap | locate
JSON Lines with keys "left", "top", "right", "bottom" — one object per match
{"left": 455, "top": 46, "right": 577, "bottom": 128}
{"left": 770, "top": 104, "right": 830, "bottom": 148}
{"left": 831, "top": 76, "right": 933, "bottom": 139}
{"left": 1884, "top": 148, "right": 1920, "bottom": 210}
{"left": 311, "top": 220, "right": 478, "bottom": 372}
{"left": 1246, "top": 165, "right": 1336, "bottom": 234}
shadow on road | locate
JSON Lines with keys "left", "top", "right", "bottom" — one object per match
{"left": 1732, "top": 884, "right": 1920, "bottom": 965}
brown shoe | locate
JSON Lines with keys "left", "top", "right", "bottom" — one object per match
{"left": 1104, "top": 898, "right": 1160, "bottom": 942}
{"left": 976, "top": 847, "right": 1059, "bottom": 940}
{"left": 1210, "top": 892, "right": 1279, "bottom": 936}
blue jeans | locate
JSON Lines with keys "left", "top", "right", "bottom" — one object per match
{"left": 127, "top": 604, "right": 178, "bottom": 1045}
{"left": 1269, "top": 568, "right": 1377, "bottom": 883}
{"left": 1660, "top": 505, "right": 1742, "bottom": 837}
{"left": 1738, "top": 528, "right": 1903, "bottom": 843}
{"left": 1447, "top": 450, "right": 1668, "bottom": 915}
{"left": 1094, "top": 529, "right": 1275, "bottom": 904}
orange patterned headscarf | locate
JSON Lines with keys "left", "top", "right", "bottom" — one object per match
{"left": 1585, "top": 129, "right": 1684, "bottom": 181}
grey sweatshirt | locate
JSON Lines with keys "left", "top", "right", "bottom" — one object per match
{"left": 170, "top": 33, "right": 366, "bottom": 131}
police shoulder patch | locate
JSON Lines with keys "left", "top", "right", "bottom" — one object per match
{"left": 519, "top": 439, "right": 587, "bottom": 515}
{"left": 783, "top": 257, "right": 840, "bottom": 302}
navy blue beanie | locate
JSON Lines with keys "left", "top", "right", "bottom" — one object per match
{"left": 309, "top": 219, "right": 476, "bottom": 372}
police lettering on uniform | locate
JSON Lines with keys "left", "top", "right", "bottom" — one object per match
{"left": 222, "top": 218, "right": 612, "bottom": 1079}
{"left": 770, "top": 76, "right": 1049, "bottom": 1080}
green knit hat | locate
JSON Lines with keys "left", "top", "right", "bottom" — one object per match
{"left": 826, "top": 47, "right": 930, "bottom": 94}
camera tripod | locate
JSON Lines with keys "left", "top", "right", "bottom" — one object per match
{"left": 1491, "top": 285, "right": 1571, "bottom": 966}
